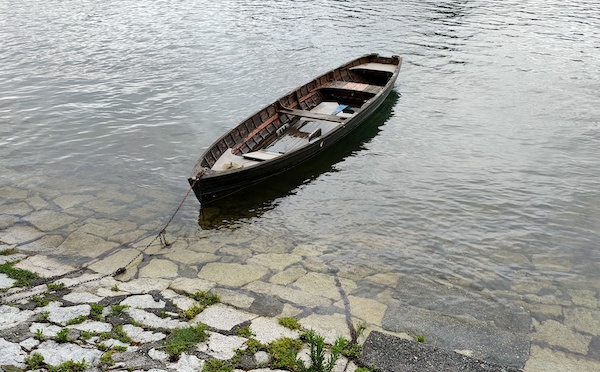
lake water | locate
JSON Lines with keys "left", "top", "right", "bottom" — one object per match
{"left": 1, "top": 0, "right": 599, "bottom": 369}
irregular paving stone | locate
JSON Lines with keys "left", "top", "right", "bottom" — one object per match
{"left": 525, "top": 344, "right": 600, "bottom": 372}
{"left": 53, "top": 194, "right": 94, "bottom": 209}
{"left": 364, "top": 272, "right": 402, "bottom": 287}
{"left": 0, "top": 305, "right": 34, "bottom": 330}
{"left": 20, "top": 337, "right": 40, "bottom": 351}
{"left": 247, "top": 253, "right": 303, "bottom": 271}
{"left": 533, "top": 319, "right": 591, "bottom": 354}
{"left": 122, "top": 324, "right": 166, "bottom": 343}
{"left": 88, "top": 248, "right": 142, "bottom": 276}
{"left": 14, "top": 254, "right": 78, "bottom": 278}
{"left": 255, "top": 351, "right": 270, "bottom": 365}
{"left": 198, "top": 331, "right": 247, "bottom": 360}
{"left": 62, "top": 291, "right": 104, "bottom": 304}
{"left": 0, "top": 337, "right": 25, "bottom": 367}
{"left": 17, "top": 234, "right": 65, "bottom": 253}
{"left": 168, "top": 353, "right": 204, "bottom": 372}
{"left": 168, "top": 277, "right": 215, "bottom": 295}
{"left": 164, "top": 250, "right": 218, "bottom": 265}
{"left": 30, "top": 322, "right": 63, "bottom": 338}
{"left": 139, "top": 259, "right": 179, "bottom": 279}
{"left": 127, "top": 308, "right": 187, "bottom": 329}
{"left": 120, "top": 294, "right": 166, "bottom": 309}
{"left": 83, "top": 199, "right": 125, "bottom": 214}
{"left": 0, "top": 252, "right": 27, "bottom": 265}
{"left": 269, "top": 266, "right": 307, "bottom": 286}
{"left": 250, "top": 317, "right": 299, "bottom": 344}
{"left": 193, "top": 303, "right": 256, "bottom": 332}
{"left": 118, "top": 278, "right": 170, "bottom": 293}
{"left": 245, "top": 281, "right": 332, "bottom": 308}
{"left": 36, "top": 340, "right": 102, "bottom": 366}
{"left": 23, "top": 210, "right": 78, "bottom": 232}
{"left": 48, "top": 304, "right": 91, "bottom": 325}
{"left": 56, "top": 230, "right": 120, "bottom": 258}
{"left": 0, "top": 186, "right": 28, "bottom": 199}
{"left": 339, "top": 295, "right": 387, "bottom": 325}
{"left": 214, "top": 288, "right": 255, "bottom": 309}
{"left": 299, "top": 313, "right": 352, "bottom": 344}
{"left": 161, "top": 289, "right": 197, "bottom": 311}
{"left": 67, "top": 320, "right": 112, "bottom": 333}
{"left": 148, "top": 347, "right": 169, "bottom": 361}
{"left": 2, "top": 202, "right": 33, "bottom": 216}
{"left": 248, "top": 293, "right": 284, "bottom": 317}
{"left": 564, "top": 307, "right": 600, "bottom": 335}
{"left": 78, "top": 218, "right": 137, "bottom": 240}
{"left": 294, "top": 272, "right": 357, "bottom": 300}
{"left": 0, "top": 225, "right": 45, "bottom": 245}
{"left": 568, "top": 289, "right": 599, "bottom": 308}
{"left": 198, "top": 263, "right": 269, "bottom": 287}
{"left": 0, "top": 272, "right": 17, "bottom": 289}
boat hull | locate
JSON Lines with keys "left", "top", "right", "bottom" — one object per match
{"left": 189, "top": 54, "right": 402, "bottom": 204}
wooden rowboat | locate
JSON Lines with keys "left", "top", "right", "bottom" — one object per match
{"left": 189, "top": 54, "right": 402, "bottom": 204}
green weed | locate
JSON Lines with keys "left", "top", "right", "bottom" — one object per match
{"left": 164, "top": 323, "right": 208, "bottom": 360}
{"left": 90, "top": 303, "right": 104, "bottom": 320}
{"left": 56, "top": 328, "right": 71, "bottom": 343}
{"left": 0, "top": 262, "right": 38, "bottom": 287}
{"left": 47, "top": 359, "right": 88, "bottom": 372}
{"left": 100, "top": 351, "right": 115, "bottom": 367}
{"left": 25, "top": 352, "right": 44, "bottom": 369}
{"left": 278, "top": 317, "right": 302, "bottom": 331}
{"left": 236, "top": 325, "right": 254, "bottom": 338}
{"left": 66, "top": 315, "right": 87, "bottom": 325}
{"left": 269, "top": 337, "right": 303, "bottom": 369}
{"left": 415, "top": 335, "right": 426, "bottom": 344}
{"left": 203, "top": 358, "right": 233, "bottom": 372}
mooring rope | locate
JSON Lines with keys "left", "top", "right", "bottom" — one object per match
{"left": 1, "top": 180, "right": 199, "bottom": 304}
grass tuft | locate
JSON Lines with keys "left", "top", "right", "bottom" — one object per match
{"left": 164, "top": 323, "right": 208, "bottom": 360}
{"left": 278, "top": 317, "right": 302, "bottom": 331}
{"left": 0, "top": 262, "right": 38, "bottom": 287}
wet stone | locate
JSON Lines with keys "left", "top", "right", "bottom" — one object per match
{"left": 294, "top": 272, "right": 357, "bottom": 300}
{"left": 533, "top": 319, "right": 591, "bottom": 354}
{"left": 14, "top": 254, "right": 78, "bottom": 278}
{"left": 23, "top": 210, "right": 78, "bottom": 232}
{"left": 0, "top": 186, "right": 28, "bottom": 200}
{"left": 2, "top": 202, "right": 32, "bottom": 216}
{"left": 245, "top": 280, "right": 332, "bottom": 308}
{"left": 198, "top": 263, "right": 269, "bottom": 287}
{"left": 0, "top": 225, "right": 45, "bottom": 245}
{"left": 564, "top": 307, "right": 600, "bottom": 335}
{"left": 339, "top": 295, "right": 387, "bottom": 325}
{"left": 53, "top": 194, "right": 95, "bottom": 209}
{"left": 247, "top": 253, "right": 303, "bottom": 271}
{"left": 139, "top": 259, "right": 179, "bottom": 279}
{"left": 248, "top": 293, "right": 284, "bottom": 317}
{"left": 214, "top": 288, "right": 255, "bottom": 309}
{"left": 525, "top": 344, "right": 600, "bottom": 372}
{"left": 17, "top": 234, "right": 65, "bottom": 253}
{"left": 56, "top": 230, "right": 120, "bottom": 258}
{"left": 299, "top": 313, "right": 351, "bottom": 344}
{"left": 269, "top": 266, "right": 307, "bottom": 286}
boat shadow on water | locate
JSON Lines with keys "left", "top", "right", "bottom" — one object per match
{"left": 197, "top": 91, "right": 399, "bottom": 230}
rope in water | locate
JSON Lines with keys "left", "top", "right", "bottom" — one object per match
{"left": 0, "top": 179, "right": 199, "bottom": 304}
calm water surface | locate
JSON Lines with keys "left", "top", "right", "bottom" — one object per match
{"left": 1, "top": 0, "right": 599, "bottom": 364}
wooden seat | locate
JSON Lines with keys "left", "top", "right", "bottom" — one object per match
{"left": 322, "top": 81, "right": 383, "bottom": 95}
{"left": 277, "top": 107, "right": 346, "bottom": 123}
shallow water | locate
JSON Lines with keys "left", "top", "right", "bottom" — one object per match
{"left": 1, "top": 0, "right": 599, "bottom": 367}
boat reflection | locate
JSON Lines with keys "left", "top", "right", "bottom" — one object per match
{"left": 197, "top": 91, "right": 399, "bottom": 230}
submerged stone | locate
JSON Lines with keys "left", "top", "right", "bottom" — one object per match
{"left": 23, "top": 210, "right": 78, "bottom": 232}
{"left": 198, "top": 263, "right": 269, "bottom": 287}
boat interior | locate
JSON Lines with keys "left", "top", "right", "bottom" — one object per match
{"left": 201, "top": 59, "right": 398, "bottom": 172}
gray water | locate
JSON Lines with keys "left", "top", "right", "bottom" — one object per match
{"left": 2, "top": 0, "right": 599, "bottom": 367}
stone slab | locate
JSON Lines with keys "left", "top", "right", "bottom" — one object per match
{"left": 0, "top": 305, "right": 34, "bottom": 330}
{"left": 362, "top": 331, "right": 522, "bottom": 372}
{"left": 0, "top": 337, "right": 25, "bottom": 368}
{"left": 139, "top": 259, "right": 179, "bottom": 279}
{"left": 198, "top": 263, "right": 269, "bottom": 287}
{"left": 122, "top": 324, "right": 166, "bottom": 343}
{"left": 197, "top": 331, "right": 247, "bottom": 360}
{"left": 250, "top": 317, "right": 299, "bottom": 344}
{"left": 14, "top": 254, "right": 78, "bottom": 278}
{"left": 193, "top": 303, "right": 256, "bottom": 332}
{"left": 120, "top": 294, "right": 166, "bottom": 309}
{"left": 36, "top": 340, "right": 103, "bottom": 366}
